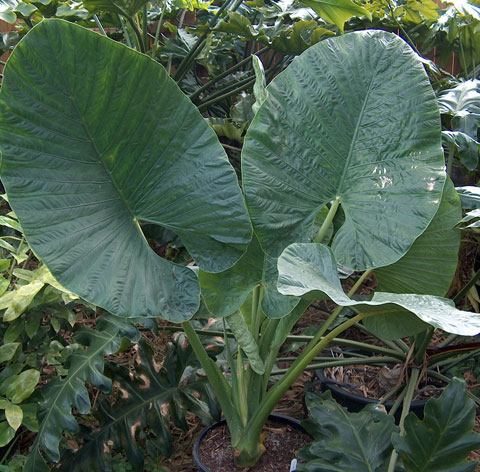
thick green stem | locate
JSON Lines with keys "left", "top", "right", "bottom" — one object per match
{"left": 314, "top": 197, "right": 340, "bottom": 243}
{"left": 181, "top": 321, "right": 242, "bottom": 441}
{"left": 387, "top": 368, "right": 420, "bottom": 472}
{"left": 118, "top": 15, "right": 134, "bottom": 48}
{"left": 413, "top": 326, "right": 434, "bottom": 365}
{"left": 238, "top": 312, "right": 377, "bottom": 454}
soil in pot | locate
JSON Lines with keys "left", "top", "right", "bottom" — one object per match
{"left": 196, "top": 417, "right": 310, "bottom": 472}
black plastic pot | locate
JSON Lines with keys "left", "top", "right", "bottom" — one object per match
{"left": 193, "top": 413, "right": 305, "bottom": 472}
{"left": 314, "top": 368, "right": 427, "bottom": 420}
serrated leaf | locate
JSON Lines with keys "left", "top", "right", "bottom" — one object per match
{"left": 242, "top": 31, "right": 445, "bottom": 270}
{"left": 298, "top": 390, "right": 398, "bottom": 471}
{"left": 23, "top": 316, "right": 140, "bottom": 468}
{"left": 0, "top": 19, "right": 252, "bottom": 323}
{"left": 392, "top": 378, "right": 480, "bottom": 472}
{"left": 58, "top": 338, "right": 220, "bottom": 472}
{"left": 277, "top": 243, "right": 480, "bottom": 336}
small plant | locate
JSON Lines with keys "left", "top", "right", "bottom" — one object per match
{"left": 1, "top": 18, "right": 480, "bottom": 470}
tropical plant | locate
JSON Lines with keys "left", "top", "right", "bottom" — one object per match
{"left": 2, "top": 18, "right": 480, "bottom": 470}
{"left": 298, "top": 378, "right": 480, "bottom": 471}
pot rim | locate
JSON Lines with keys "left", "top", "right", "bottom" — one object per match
{"left": 192, "top": 413, "right": 305, "bottom": 472}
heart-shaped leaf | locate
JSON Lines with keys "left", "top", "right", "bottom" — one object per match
{"left": 0, "top": 20, "right": 252, "bottom": 322}
{"left": 242, "top": 30, "right": 445, "bottom": 270}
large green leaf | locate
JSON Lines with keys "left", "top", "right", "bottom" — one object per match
{"left": 24, "top": 316, "right": 140, "bottom": 471}
{"left": 366, "top": 179, "right": 461, "bottom": 338}
{"left": 277, "top": 243, "right": 480, "bottom": 336}
{"left": 0, "top": 20, "right": 252, "bottom": 322}
{"left": 392, "top": 378, "right": 480, "bottom": 472}
{"left": 300, "top": 0, "right": 372, "bottom": 33}
{"left": 242, "top": 30, "right": 445, "bottom": 270}
{"left": 297, "top": 391, "right": 398, "bottom": 471}
{"left": 58, "top": 338, "right": 220, "bottom": 472}
{"left": 438, "top": 80, "right": 480, "bottom": 171}
{"left": 82, "top": 0, "right": 147, "bottom": 16}
{"left": 198, "top": 236, "right": 299, "bottom": 318}
{"left": 456, "top": 185, "right": 480, "bottom": 209}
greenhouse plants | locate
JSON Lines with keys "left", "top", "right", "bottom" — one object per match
{"left": 0, "top": 18, "right": 480, "bottom": 470}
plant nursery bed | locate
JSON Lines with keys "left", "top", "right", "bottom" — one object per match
{"left": 196, "top": 418, "right": 310, "bottom": 472}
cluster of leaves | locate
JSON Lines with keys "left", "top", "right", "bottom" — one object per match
{"left": 298, "top": 378, "right": 480, "bottom": 471}
{"left": 0, "top": 204, "right": 86, "bottom": 454}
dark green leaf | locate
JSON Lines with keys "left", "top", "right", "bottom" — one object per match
{"left": 59, "top": 338, "right": 220, "bottom": 472}
{"left": 298, "top": 390, "right": 398, "bottom": 471}
{"left": 23, "top": 316, "right": 140, "bottom": 469}
{"left": 242, "top": 31, "right": 445, "bottom": 270}
{"left": 0, "top": 19, "right": 251, "bottom": 322}
{"left": 392, "top": 378, "right": 480, "bottom": 472}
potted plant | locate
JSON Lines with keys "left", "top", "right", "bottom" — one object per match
{"left": 1, "top": 18, "right": 480, "bottom": 471}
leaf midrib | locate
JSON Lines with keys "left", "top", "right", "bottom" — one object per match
{"left": 337, "top": 67, "right": 378, "bottom": 197}
{"left": 46, "top": 27, "right": 139, "bottom": 226}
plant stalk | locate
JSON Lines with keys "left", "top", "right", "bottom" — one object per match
{"left": 314, "top": 197, "right": 340, "bottom": 243}
{"left": 387, "top": 368, "right": 420, "bottom": 472}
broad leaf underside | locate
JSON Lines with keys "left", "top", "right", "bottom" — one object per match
{"left": 0, "top": 20, "right": 252, "bottom": 322}
{"left": 242, "top": 30, "right": 445, "bottom": 270}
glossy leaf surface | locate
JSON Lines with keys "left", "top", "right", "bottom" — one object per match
{"left": 457, "top": 186, "right": 480, "bottom": 209}
{"left": 392, "top": 378, "right": 480, "bottom": 472}
{"left": 242, "top": 30, "right": 445, "bottom": 270}
{"left": 0, "top": 20, "right": 251, "bottom": 322}
{"left": 298, "top": 391, "right": 398, "bottom": 471}
{"left": 367, "top": 179, "right": 461, "bottom": 338}
{"left": 277, "top": 243, "right": 480, "bottom": 336}
{"left": 375, "top": 178, "right": 461, "bottom": 296}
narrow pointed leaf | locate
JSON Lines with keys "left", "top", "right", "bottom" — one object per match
{"left": 0, "top": 19, "right": 251, "bottom": 323}
{"left": 277, "top": 243, "right": 480, "bottom": 336}
{"left": 392, "top": 378, "right": 480, "bottom": 472}
{"left": 226, "top": 311, "right": 265, "bottom": 374}
{"left": 242, "top": 30, "right": 445, "bottom": 270}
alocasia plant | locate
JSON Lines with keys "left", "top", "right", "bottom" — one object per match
{"left": 1, "top": 19, "right": 480, "bottom": 469}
